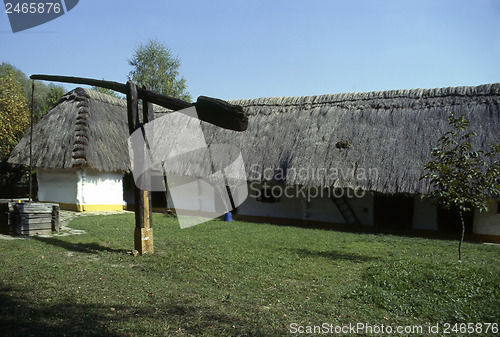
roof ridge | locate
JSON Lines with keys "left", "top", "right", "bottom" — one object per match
{"left": 71, "top": 94, "right": 90, "bottom": 167}
{"left": 229, "top": 82, "right": 500, "bottom": 107}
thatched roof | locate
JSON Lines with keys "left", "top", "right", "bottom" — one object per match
{"left": 9, "top": 83, "right": 500, "bottom": 194}
{"left": 208, "top": 83, "right": 500, "bottom": 194}
{"left": 9, "top": 88, "right": 134, "bottom": 172}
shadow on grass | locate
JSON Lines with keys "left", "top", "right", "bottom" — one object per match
{"left": 0, "top": 285, "right": 124, "bottom": 337}
{"left": 237, "top": 216, "right": 482, "bottom": 244}
{"left": 0, "top": 285, "right": 281, "bottom": 337}
{"left": 33, "top": 236, "right": 127, "bottom": 255}
{"left": 286, "top": 248, "right": 378, "bottom": 263}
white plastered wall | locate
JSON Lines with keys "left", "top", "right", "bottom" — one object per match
{"left": 473, "top": 199, "right": 500, "bottom": 236}
{"left": 412, "top": 197, "right": 438, "bottom": 230}
{"left": 237, "top": 182, "right": 303, "bottom": 219}
{"left": 346, "top": 191, "right": 374, "bottom": 225}
{"left": 166, "top": 175, "right": 223, "bottom": 213}
{"left": 79, "top": 169, "right": 124, "bottom": 208}
{"left": 37, "top": 168, "right": 79, "bottom": 205}
{"left": 37, "top": 168, "right": 124, "bottom": 211}
{"left": 237, "top": 184, "right": 373, "bottom": 225}
{"left": 307, "top": 194, "right": 344, "bottom": 223}
{"left": 306, "top": 189, "right": 374, "bottom": 225}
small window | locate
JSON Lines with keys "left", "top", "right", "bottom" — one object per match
{"left": 497, "top": 202, "right": 500, "bottom": 214}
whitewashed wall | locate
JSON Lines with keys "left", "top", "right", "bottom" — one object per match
{"left": 238, "top": 182, "right": 303, "bottom": 219}
{"left": 80, "top": 170, "right": 124, "bottom": 207}
{"left": 305, "top": 189, "right": 373, "bottom": 225}
{"left": 37, "top": 168, "right": 124, "bottom": 211}
{"left": 412, "top": 197, "right": 438, "bottom": 230}
{"left": 237, "top": 184, "right": 373, "bottom": 225}
{"left": 166, "top": 175, "right": 226, "bottom": 213}
{"left": 37, "top": 168, "right": 79, "bottom": 205}
{"left": 307, "top": 195, "right": 344, "bottom": 223}
{"left": 347, "top": 191, "right": 374, "bottom": 225}
{"left": 473, "top": 199, "right": 500, "bottom": 237}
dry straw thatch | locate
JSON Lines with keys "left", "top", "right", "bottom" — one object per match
{"left": 9, "top": 88, "right": 131, "bottom": 172}
{"left": 9, "top": 83, "right": 500, "bottom": 195}
{"left": 209, "top": 83, "right": 500, "bottom": 194}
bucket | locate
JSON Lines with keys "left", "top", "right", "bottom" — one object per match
{"left": 223, "top": 212, "right": 232, "bottom": 222}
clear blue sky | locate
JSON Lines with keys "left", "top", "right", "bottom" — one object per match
{"left": 1, "top": 0, "right": 499, "bottom": 100}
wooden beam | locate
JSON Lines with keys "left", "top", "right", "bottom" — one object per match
{"left": 30, "top": 74, "right": 248, "bottom": 131}
{"left": 31, "top": 74, "right": 127, "bottom": 94}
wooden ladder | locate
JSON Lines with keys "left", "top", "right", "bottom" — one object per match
{"left": 331, "top": 196, "right": 361, "bottom": 226}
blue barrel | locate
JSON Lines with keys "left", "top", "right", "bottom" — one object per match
{"left": 224, "top": 212, "right": 233, "bottom": 222}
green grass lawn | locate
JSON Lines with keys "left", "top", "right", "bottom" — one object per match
{"left": 1, "top": 214, "right": 499, "bottom": 336}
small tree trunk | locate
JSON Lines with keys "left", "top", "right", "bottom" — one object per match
{"left": 458, "top": 210, "right": 465, "bottom": 262}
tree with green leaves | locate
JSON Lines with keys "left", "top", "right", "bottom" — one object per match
{"left": 128, "top": 38, "right": 191, "bottom": 102}
{"left": 91, "top": 85, "right": 122, "bottom": 98}
{"left": 0, "top": 68, "right": 30, "bottom": 159}
{"left": 421, "top": 112, "right": 500, "bottom": 261}
{"left": 41, "top": 83, "right": 66, "bottom": 114}
{"left": 0, "top": 62, "right": 66, "bottom": 121}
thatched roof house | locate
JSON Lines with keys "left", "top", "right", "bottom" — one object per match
{"left": 10, "top": 87, "right": 130, "bottom": 172}
{"left": 8, "top": 83, "right": 500, "bottom": 241}
{"left": 9, "top": 88, "right": 138, "bottom": 211}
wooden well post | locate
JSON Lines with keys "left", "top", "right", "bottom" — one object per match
{"left": 126, "top": 81, "right": 154, "bottom": 254}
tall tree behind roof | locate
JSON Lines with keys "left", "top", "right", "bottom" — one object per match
{"left": 0, "top": 68, "right": 29, "bottom": 159}
{"left": 91, "top": 82, "right": 122, "bottom": 99}
{"left": 128, "top": 38, "right": 191, "bottom": 102}
{"left": 0, "top": 62, "right": 65, "bottom": 121}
